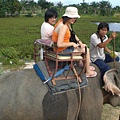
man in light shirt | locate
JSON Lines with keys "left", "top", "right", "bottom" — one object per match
{"left": 90, "top": 22, "right": 119, "bottom": 78}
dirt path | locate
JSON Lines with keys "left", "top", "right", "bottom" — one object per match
{"left": 23, "top": 61, "right": 35, "bottom": 69}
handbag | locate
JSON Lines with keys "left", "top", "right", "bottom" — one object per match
{"left": 69, "top": 25, "right": 77, "bottom": 44}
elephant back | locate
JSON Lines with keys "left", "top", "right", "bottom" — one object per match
{"left": 0, "top": 69, "right": 48, "bottom": 120}
{"left": 0, "top": 69, "right": 80, "bottom": 120}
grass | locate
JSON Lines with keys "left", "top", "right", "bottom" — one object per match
{"left": 0, "top": 16, "right": 120, "bottom": 118}
{"left": 73, "top": 15, "right": 120, "bottom": 46}
{"left": 0, "top": 15, "right": 120, "bottom": 70}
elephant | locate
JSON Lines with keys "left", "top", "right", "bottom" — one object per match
{"left": 0, "top": 61, "right": 120, "bottom": 120}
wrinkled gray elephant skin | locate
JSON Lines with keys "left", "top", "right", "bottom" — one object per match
{"left": 0, "top": 62, "right": 120, "bottom": 120}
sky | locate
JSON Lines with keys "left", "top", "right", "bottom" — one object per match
{"left": 46, "top": 0, "right": 120, "bottom": 8}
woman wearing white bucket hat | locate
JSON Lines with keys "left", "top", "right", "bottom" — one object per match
{"left": 62, "top": 7, "right": 80, "bottom": 18}
{"left": 52, "top": 6, "right": 97, "bottom": 77}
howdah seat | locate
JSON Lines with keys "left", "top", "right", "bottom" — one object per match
{"left": 34, "top": 39, "right": 87, "bottom": 85}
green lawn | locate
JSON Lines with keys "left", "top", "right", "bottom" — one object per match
{"left": 0, "top": 15, "right": 120, "bottom": 68}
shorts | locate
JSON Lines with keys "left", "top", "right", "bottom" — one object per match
{"left": 59, "top": 46, "right": 74, "bottom": 56}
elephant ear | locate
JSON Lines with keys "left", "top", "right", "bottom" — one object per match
{"left": 103, "top": 69, "right": 120, "bottom": 97}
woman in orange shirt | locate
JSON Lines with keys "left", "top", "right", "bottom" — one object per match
{"left": 52, "top": 6, "right": 97, "bottom": 77}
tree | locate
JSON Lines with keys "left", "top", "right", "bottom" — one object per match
{"left": 99, "top": 1, "right": 112, "bottom": 16}
{"left": 113, "top": 6, "right": 120, "bottom": 13}
{"left": 12, "top": 0, "right": 22, "bottom": 14}
{"left": 80, "top": 2, "right": 89, "bottom": 14}
{"left": 0, "top": 0, "right": 5, "bottom": 17}
{"left": 38, "top": 0, "right": 53, "bottom": 9}
{"left": 90, "top": 1, "right": 99, "bottom": 15}
{"left": 57, "top": 1, "right": 63, "bottom": 13}
{"left": 0, "top": 0, "right": 21, "bottom": 17}
{"left": 23, "top": 0, "right": 37, "bottom": 12}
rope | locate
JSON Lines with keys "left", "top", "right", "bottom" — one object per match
{"left": 75, "top": 76, "right": 81, "bottom": 120}
{"left": 113, "top": 37, "right": 116, "bottom": 68}
{"left": 72, "top": 65, "right": 82, "bottom": 120}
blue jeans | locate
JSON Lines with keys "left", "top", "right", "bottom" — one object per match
{"left": 59, "top": 46, "right": 74, "bottom": 56}
{"left": 93, "top": 54, "right": 119, "bottom": 78}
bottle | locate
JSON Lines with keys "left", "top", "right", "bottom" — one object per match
{"left": 40, "top": 47, "right": 43, "bottom": 60}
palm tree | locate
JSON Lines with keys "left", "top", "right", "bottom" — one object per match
{"left": 57, "top": 1, "right": 63, "bottom": 13}
{"left": 80, "top": 2, "right": 89, "bottom": 14}
{"left": 99, "top": 1, "right": 112, "bottom": 16}
{"left": 38, "top": 0, "right": 53, "bottom": 9}
{"left": 90, "top": 1, "right": 99, "bottom": 15}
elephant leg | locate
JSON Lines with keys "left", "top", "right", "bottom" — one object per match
{"left": 43, "top": 91, "right": 79, "bottom": 120}
{"left": 78, "top": 79, "right": 103, "bottom": 120}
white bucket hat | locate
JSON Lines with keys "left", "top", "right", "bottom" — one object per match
{"left": 63, "top": 7, "right": 80, "bottom": 18}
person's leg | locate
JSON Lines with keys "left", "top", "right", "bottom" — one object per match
{"left": 93, "top": 59, "right": 110, "bottom": 78}
{"left": 85, "top": 48, "right": 97, "bottom": 77}
{"left": 74, "top": 47, "right": 97, "bottom": 77}
{"left": 74, "top": 47, "right": 83, "bottom": 67}
{"left": 105, "top": 53, "right": 119, "bottom": 63}
{"left": 59, "top": 47, "right": 74, "bottom": 56}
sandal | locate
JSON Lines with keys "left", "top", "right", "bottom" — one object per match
{"left": 86, "top": 71, "right": 97, "bottom": 78}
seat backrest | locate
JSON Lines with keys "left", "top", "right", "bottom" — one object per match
{"left": 34, "top": 39, "right": 54, "bottom": 62}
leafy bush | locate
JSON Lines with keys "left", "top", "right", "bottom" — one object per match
{"left": 25, "top": 12, "right": 33, "bottom": 17}
{"left": 0, "top": 47, "right": 20, "bottom": 65}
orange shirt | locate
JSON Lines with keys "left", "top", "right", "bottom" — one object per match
{"left": 52, "top": 19, "right": 70, "bottom": 52}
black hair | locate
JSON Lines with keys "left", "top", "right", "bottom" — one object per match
{"left": 96, "top": 22, "right": 109, "bottom": 42}
{"left": 97, "top": 22, "right": 109, "bottom": 32}
{"left": 45, "top": 9, "right": 58, "bottom": 22}
{"left": 62, "top": 16, "right": 70, "bottom": 24}
{"left": 62, "top": 16, "right": 77, "bottom": 25}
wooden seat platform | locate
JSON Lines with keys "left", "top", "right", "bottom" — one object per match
{"left": 34, "top": 39, "right": 87, "bottom": 85}
{"left": 44, "top": 48, "right": 87, "bottom": 85}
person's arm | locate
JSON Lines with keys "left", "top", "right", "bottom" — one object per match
{"left": 97, "top": 37, "right": 112, "bottom": 48}
{"left": 75, "top": 35, "right": 81, "bottom": 43}
{"left": 75, "top": 35, "right": 87, "bottom": 48}
{"left": 97, "top": 32, "right": 116, "bottom": 48}
{"left": 57, "top": 25, "right": 78, "bottom": 48}
{"left": 104, "top": 46, "right": 112, "bottom": 54}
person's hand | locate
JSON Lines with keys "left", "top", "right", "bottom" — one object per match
{"left": 111, "top": 32, "right": 117, "bottom": 39}
{"left": 72, "top": 42, "right": 79, "bottom": 48}
{"left": 110, "top": 51, "right": 117, "bottom": 58}
{"left": 80, "top": 43, "right": 86, "bottom": 48}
